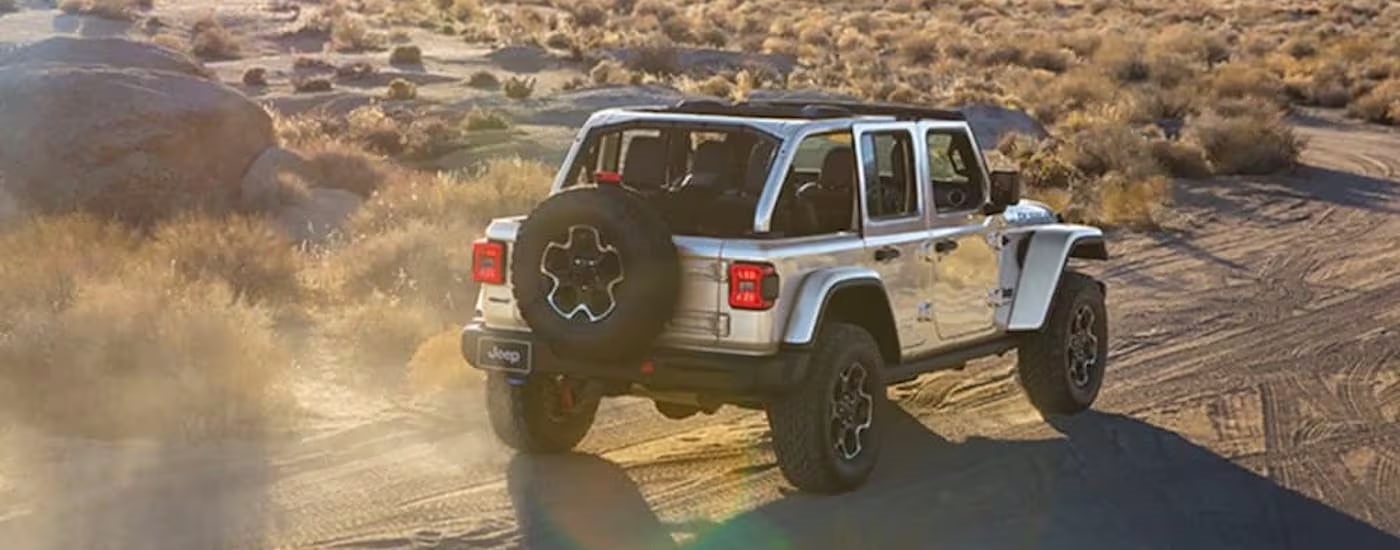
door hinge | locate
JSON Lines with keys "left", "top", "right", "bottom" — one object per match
{"left": 917, "top": 301, "right": 934, "bottom": 322}
{"left": 986, "top": 231, "right": 1010, "bottom": 250}
{"left": 986, "top": 287, "right": 1014, "bottom": 307}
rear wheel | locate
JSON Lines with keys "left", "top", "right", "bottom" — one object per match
{"left": 767, "top": 322, "right": 886, "bottom": 494}
{"left": 1017, "top": 271, "right": 1108, "bottom": 415}
{"left": 486, "top": 373, "right": 599, "bottom": 453}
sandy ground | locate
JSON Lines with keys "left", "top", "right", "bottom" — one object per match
{"left": 3, "top": 4, "right": 1400, "bottom": 550}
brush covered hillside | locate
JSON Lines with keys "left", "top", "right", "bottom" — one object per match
{"left": 1, "top": 1, "right": 1400, "bottom": 549}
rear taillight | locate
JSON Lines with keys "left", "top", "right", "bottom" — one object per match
{"left": 728, "top": 262, "right": 779, "bottom": 310}
{"left": 472, "top": 240, "right": 506, "bottom": 285}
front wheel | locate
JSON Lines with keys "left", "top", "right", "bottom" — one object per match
{"left": 1016, "top": 271, "right": 1108, "bottom": 415}
{"left": 486, "top": 373, "right": 599, "bottom": 453}
{"left": 767, "top": 322, "right": 887, "bottom": 494}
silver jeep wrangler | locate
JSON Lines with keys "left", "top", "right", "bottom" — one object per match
{"left": 460, "top": 100, "right": 1110, "bottom": 494}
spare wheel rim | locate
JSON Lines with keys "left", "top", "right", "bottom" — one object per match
{"left": 539, "top": 224, "right": 625, "bottom": 323}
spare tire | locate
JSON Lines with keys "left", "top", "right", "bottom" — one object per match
{"left": 511, "top": 185, "right": 681, "bottom": 362}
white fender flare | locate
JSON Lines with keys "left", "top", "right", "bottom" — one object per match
{"left": 781, "top": 266, "right": 885, "bottom": 346}
{"left": 1006, "top": 225, "right": 1106, "bottom": 331}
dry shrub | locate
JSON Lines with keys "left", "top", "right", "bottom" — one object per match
{"left": 570, "top": 2, "right": 608, "bottom": 28}
{"left": 590, "top": 59, "right": 635, "bottom": 85}
{"left": 1097, "top": 173, "right": 1170, "bottom": 229}
{"left": 293, "top": 76, "right": 333, "bottom": 93}
{"left": 243, "top": 66, "right": 269, "bottom": 86}
{"left": 1150, "top": 139, "right": 1211, "bottom": 178}
{"left": 348, "top": 157, "right": 550, "bottom": 237}
{"left": 327, "top": 295, "right": 442, "bottom": 372}
{"left": 293, "top": 138, "right": 396, "bottom": 197}
{"left": 1061, "top": 119, "right": 1163, "bottom": 181}
{"left": 58, "top": 0, "right": 147, "bottom": 20}
{"left": 1094, "top": 36, "right": 1150, "bottom": 83}
{"left": 0, "top": 216, "right": 288, "bottom": 438}
{"left": 190, "top": 14, "right": 241, "bottom": 60}
{"left": 389, "top": 44, "right": 423, "bottom": 65}
{"left": 467, "top": 70, "right": 500, "bottom": 89}
{"left": 503, "top": 75, "right": 537, "bottom": 99}
{"left": 1188, "top": 108, "right": 1303, "bottom": 175}
{"left": 1026, "top": 68, "right": 1118, "bottom": 124}
{"left": 464, "top": 108, "right": 511, "bottom": 130}
{"left": 1208, "top": 63, "right": 1285, "bottom": 104}
{"left": 329, "top": 12, "right": 385, "bottom": 52}
{"left": 1, "top": 0, "right": 18, "bottom": 14}
{"left": 898, "top": 35, "right": 940, "bottom": 64}
{"left": 386, "top": 78, "right": 418, "bottom": 100}
{"left": 626, "top": 43, "right": 682, "bottom": 75}
{"left": 1347, "top": 79, "right": 1400, "bottom": 124}
{"left": 148, "top": 214, "right": 301, "bottom": 306}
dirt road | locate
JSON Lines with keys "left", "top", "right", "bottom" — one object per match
{"left": 2, "top": 111, "right": 1399, "bottom": 549}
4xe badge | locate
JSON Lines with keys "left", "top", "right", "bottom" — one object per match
{"left": 478, "top": 338, "right": 532, "bottom": 374}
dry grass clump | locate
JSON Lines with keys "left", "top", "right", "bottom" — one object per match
{"left": 243, "top": 66, "right": 269, "bottom": 86}
{"left": 1347, "top": 79, "right": 1400, "bottom": 124}
{"left": 389, "top": 44, "right": 423, "bottom": 65}
{"left": 293, "top": 76, "right": 333, "bottom": 93}
{"left": 467, "top": 70, "right": 500, "bottom": 89}
{"left": 148, "top": 214, "right": 301, "bottom": 306}
{"left": 386, "top": 78, "right": 418, "bottom": 100}
{"left": 58, "top": 0, "right": 149, "bottom": 20}
{"left": 190, "top": 14, "right": 242, "bottom": 60}
{"left": 464, "top": 108, "right": 511, "bottom": 130}
{"left": 503, "top": 75, "right": 537, "bottom": 99}
{"left": 1188, "top": 107, "right": 1304, "bottom": 175}
{"left": 0, "top": 215, "right": 289, "bottom": 438}
{"left": 313, "top": 158, "right": 551, "bottom": 368}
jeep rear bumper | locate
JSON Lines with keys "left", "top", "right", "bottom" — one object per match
{"left": 460, "top": 323, "right": 810, "bottom": 396}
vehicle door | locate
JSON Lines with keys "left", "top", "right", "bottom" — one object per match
{"left": 852, "top": 122, "right": 939, "bottom": 360}
{"left": 918, "top": 122, "right": 1004, "bottom": 345}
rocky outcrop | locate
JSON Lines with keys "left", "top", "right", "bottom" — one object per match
{"left": 0, "top": 36, "right": 211, "bottom": 78}
{"left": 0, "top": 37, "right": 273, "bottom": 224}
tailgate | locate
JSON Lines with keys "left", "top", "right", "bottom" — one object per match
{"left": 475, "top": 222, "right": 727, "bottom": 349}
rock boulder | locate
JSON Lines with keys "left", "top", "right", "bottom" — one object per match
{"left": 0, "top": 40, "right": 274, "bottom": 223}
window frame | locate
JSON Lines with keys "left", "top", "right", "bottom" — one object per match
{"left": 853, "top": 124, "right": 924, "bottom": 229}
{"left": 919, "top": 123, "right": 992, "bottom": 220}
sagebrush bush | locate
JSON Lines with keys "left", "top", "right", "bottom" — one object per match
{"left": 0, "top": 216, "right": 288, "bottom": 438}
{"left": 386, "top": 78, "right": 418, "bottom": 100}
{"left": 503, "top": 76, "right": 537, "bottom": 99}
{"left": 190, "top": 14, "right": 241, "bottom": 60}
{"left": 149, "top": 214, "right": 301, "bottom": 306}
{"left": 1347, "top": 79, "right": 1400, "bottom": 124}
{"left": 1189, "top": 109, "right": 1304, "bottom": 175}
{"left": 58, "top": 0, "right": 147, "bottom": 20}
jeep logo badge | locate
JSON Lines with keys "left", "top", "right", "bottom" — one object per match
{"left": 478, "top": 338, "right": 531, "bottom": 373}
{"left": 487, "top": 346, "right": 522, "bottom": 365}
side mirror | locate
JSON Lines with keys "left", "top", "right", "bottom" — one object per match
{"left": 983, "top": 170, "right": 1021, "bottom": 215}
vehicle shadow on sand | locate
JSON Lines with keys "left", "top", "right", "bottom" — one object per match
{"left": 506, "top": 409, "right": 1400, "bottom": 550}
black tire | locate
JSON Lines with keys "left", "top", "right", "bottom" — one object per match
{"left": 766, "top": 322, "right": 886, "bottom": 494}
{"left": 511, "top": 185, "right": 681, "bottom": 363}
{"left": 486, "top": 373, "right": 600, "bottom": 453}
{"left": 1017, "top": 271, "right": 1108, "bottom": 415}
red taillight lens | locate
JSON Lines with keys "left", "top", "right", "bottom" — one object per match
{"left": 729, "top": 262, "right": 779, "bottom": 310}
{"left": 472, "top": 240, "right": 506, "bottom": 285}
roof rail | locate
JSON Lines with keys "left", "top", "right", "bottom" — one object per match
{"left": 651, "top": 98, "right": 965, "bottom": 121}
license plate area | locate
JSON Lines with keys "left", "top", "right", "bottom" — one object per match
{"left": 476, "top": 337, "right": 532, "bottom": 374}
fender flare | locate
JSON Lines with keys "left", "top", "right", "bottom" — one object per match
{"left": 1006, "top": 226, "right": 1107, "bottom": 331}
{"left": 781, "top": 266, "right": 887, "bottom": 346}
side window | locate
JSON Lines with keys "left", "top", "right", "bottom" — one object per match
{"left": 860, "top": 130, "right": 919, "bottom": 221}
{"left": 926, "top": 129, "right": 986, "bottom": 213}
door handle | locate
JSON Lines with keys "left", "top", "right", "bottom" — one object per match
{"left": 874, "top": 246, "right": 901, "bottom": 262}
{"left": 934, "top": 239, "right": 959, "bottom": 253}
